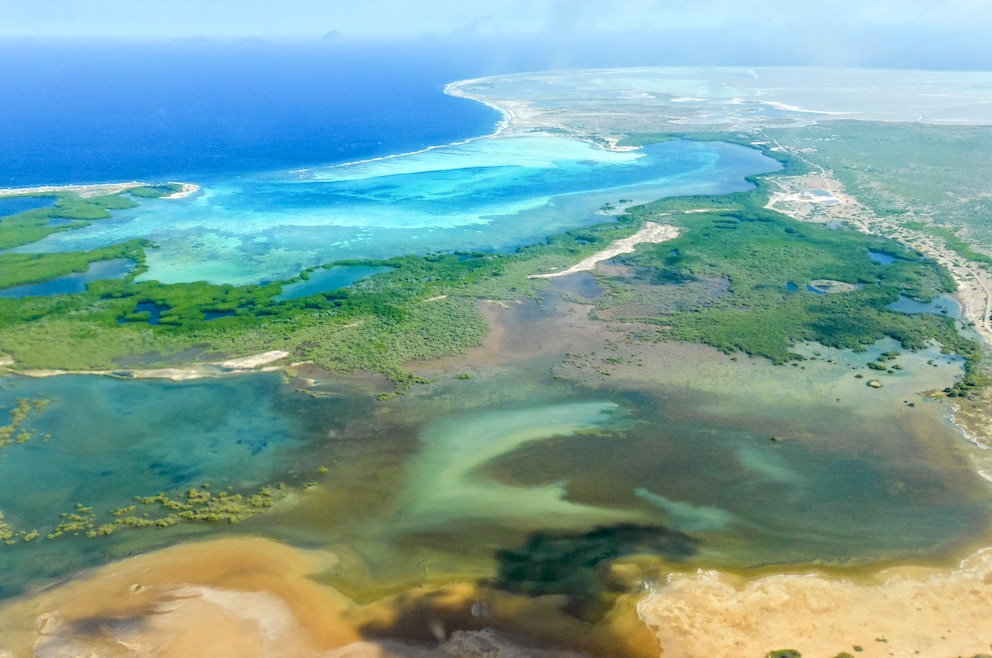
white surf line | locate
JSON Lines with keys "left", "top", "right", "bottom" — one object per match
{"left": 529, "top": 222, "right": 680, "bottom": 279}
{"left": 289, "top": 80, "right": 511, "bottom": 177}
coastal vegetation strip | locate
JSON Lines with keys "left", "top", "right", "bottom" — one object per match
{"left": 0, "top": 134, "right": 987, "bottom": 401}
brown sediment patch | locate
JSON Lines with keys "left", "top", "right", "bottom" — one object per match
{"left": 0, "top": 536, "right": 663, "bottom": 658}
{"left": 640, "top": 548, "right": 992, "bottom": 658}
{"left": 0, "top": 537, "right": 353, "bottom": 657}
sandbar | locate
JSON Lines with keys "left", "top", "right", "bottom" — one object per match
{"left": 529, "top": 222, "right": 679, "bottom": 279}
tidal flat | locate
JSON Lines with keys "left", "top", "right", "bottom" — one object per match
{"left": 3, "top": 65, "right": 992, "bottom": 657}
{"left": 2, "top": 294, "right": 990, "bottom": 656}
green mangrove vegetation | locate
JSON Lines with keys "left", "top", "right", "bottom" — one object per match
{"left": 0, "top": 134, "right": 987, "bottom": 398}
{"left": 45, "top": 483, "right": 291, "bottom": 540}
{"left": 0, "top": 470, "right": 340, "bottom": 547}
{"left": 0, "top": 192, "right": 138, "bottom": 250}
{"left": 599, "top": 147, "right": 987, "bottom": 397}
{"left": 0, "top": 197, "right": 644, "bottom": 383}
{"left": 0, "top": 239, "right": 148, "bottom": 290}
{"left": 126, "top": 183, "right": 183, "bottom": 198}
{"left": 0, "top": 398, "right": 51, "bottom": 449}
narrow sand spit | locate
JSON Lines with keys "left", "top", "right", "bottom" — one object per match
{"left": 12, "top": 350, "right": 291, "bottom": 381}
{"left": 529, "top": 222, "right": 680, "bottom": 279}
{"left": 0, "top": 181, "right": 198, "bottom": 200}
{"left": 161, "top": 182, "right": 200, "bottom": 198}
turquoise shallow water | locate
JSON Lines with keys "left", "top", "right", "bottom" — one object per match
{"left": 16, "top": 137, "right": 779, "bottom": 285}
{"left": 275, "top": 265, "right": 395, "bottom": 301}
{"left": 0, "top": 372, "right": 373, "bottom": 597}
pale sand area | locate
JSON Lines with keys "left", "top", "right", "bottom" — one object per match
{"left": 529, "top": 222, "right": 680, "bottom": 279}
{"left": 8, "top": 350, "right": 291, "bottom": 381}
{"left": 0, "top": 181, "right": 199, "bottom": 199}
{"left": 641, "top": 549, "right": 992, "bottom": 658}
{"left": 161, "top": 182, "right": 199, "bottom": 199}
{"left": 445, "top": 77, "right": 636, "bottom": 152}
{"left": 448, "top": 68, "right": 992, "bottom": 143}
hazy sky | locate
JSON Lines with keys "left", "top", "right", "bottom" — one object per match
{"left": 2, "top": 0, "right": 990, "bottom": 38}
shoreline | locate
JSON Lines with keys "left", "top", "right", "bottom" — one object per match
{"left": 283, "top": 80, "right": 513, "bottom": 176}
{"left": 3, "top": 69, "right": 992, "bottom": 657}
{"left": 446, "top": 76, "right": 642, "bottom": 153}
{"left": 0, "top": 180, "right": 199, "bottom": 200}
{"left": 529, "top": 222, "right": 680, "bottom": 279}
{"left": 3, "top": 350, "right": 293, "bottom": 382}
{"left": 640, "top": 547, "right": 992, "bottom": 658}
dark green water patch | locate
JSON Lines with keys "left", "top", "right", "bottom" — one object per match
{"left": 492, "top": 523, "right": 698, "bottom": 621}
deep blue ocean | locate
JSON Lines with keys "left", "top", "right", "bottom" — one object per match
{"left": 3, "top": 39, "right": 782, "bottom": 284}
{"left": 0, "top": 40, "right": 502, "bottom": 186}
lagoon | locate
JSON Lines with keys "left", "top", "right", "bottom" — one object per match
{"left": 275, "top": 265, "right": 395, "bottom": 301}
{"left": 0, "top": 259, "right": 134, "bottom": 298}
{"left": 14, "top": 137, "right": 779, "bottom": 285}
{"left": 887, "top": 293, "right": 961, "bottom": 318}
{"left": 0, "top": 196, "right": 57, "bottom": 218}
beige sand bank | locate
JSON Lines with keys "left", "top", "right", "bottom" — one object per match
{"left": 0, "top": 537, "right": 355, "bottom": 658}
{"left": 529, "top": 222, "right": 679, "bottom": 279}
{"left": 641, "top": 549, "right": 992, "bottom": 658}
